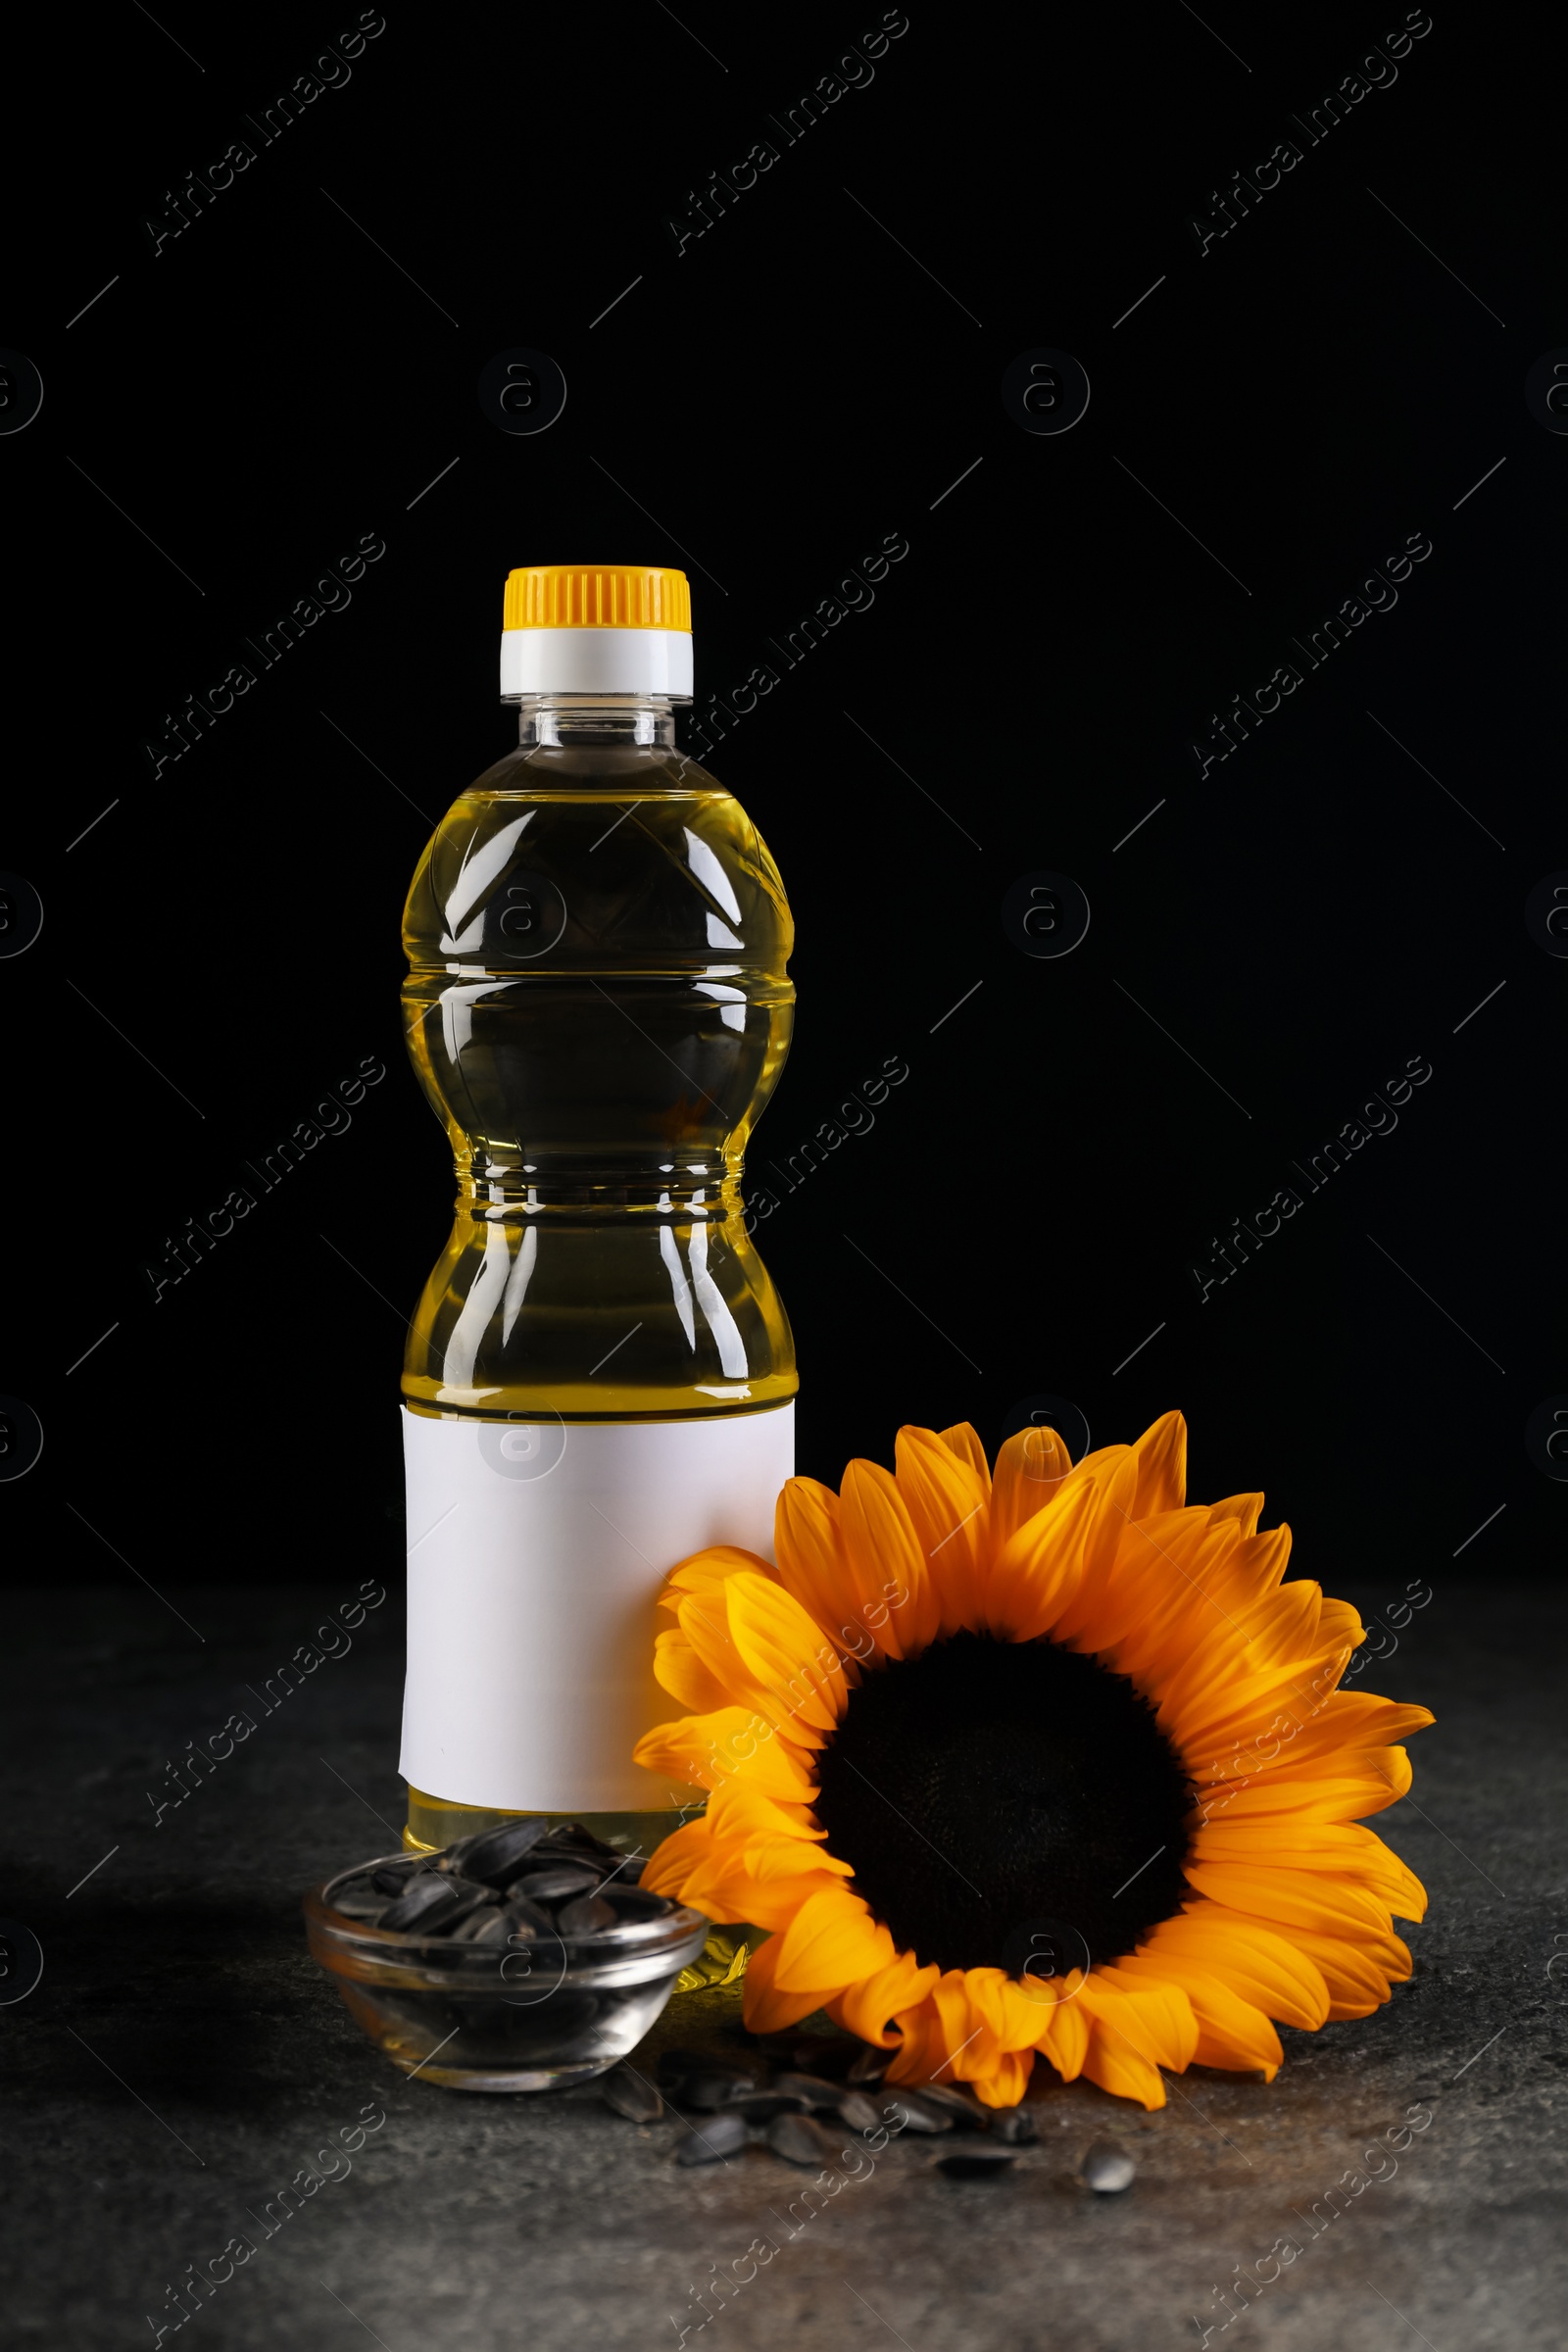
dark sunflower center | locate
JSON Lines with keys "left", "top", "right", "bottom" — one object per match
{"left": 812, "top": 1631, "right": 1193, "bottom": 1976}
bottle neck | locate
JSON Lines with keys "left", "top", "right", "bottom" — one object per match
{"left": 514, "top": 695, "right": 680, "bottom": 751}
{"left": 457, "top": 1166, "right": 741, "bottom": 1214}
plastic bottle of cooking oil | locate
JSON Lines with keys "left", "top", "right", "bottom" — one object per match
{"left": 399, "top": 564, "right": 796, "bottom": 1873}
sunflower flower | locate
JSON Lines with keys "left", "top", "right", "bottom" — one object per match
{"left": 634, "top": 1413, "right": 1432, "bottom": 2109}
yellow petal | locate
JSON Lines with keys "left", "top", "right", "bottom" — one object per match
{"left": 1116, "top": 1952, "right": 1283, "bottom": 2078}
{"left": 924, "top": 1969, "right": 988, "bottom": 2073}
{"left": 1315, "top": 1595, "right": 1367, "bottom": 1656}
{"left": 1242, "top": 1579, "right": 1330, "bottom": 1669}
{"left": 673, "top": 1588, "right": 772, "bottom": 1720}
{"left": 681, "top": 1849, "right": 843, "bottom": 1931}
{"left": 965, "top": 1966, "right": 1066, "bottom": 2053}
{"left": 883, "top": 1996, "right": 951, "bottom": 2088}
{"left": 632, "top": 1704, "right": 819, "bottom": 1797}
{"left": 1192, "top": 1693, "right": 1435, "bottom": 1797}
{"left": 1192, "top": 1819, "right": 1427, "bottom": 1919}
{"left": 1167, "top": 1643, "right": 1361, "bottom": 1763}
{"left": 1092, "top": 1511, "right": 1250, "bottom": 1694}
{"left": 778, "top": 1470, "right": 916, "bottom": 1664}
{"left": 703, "top": 1777, "right": 830, "bottom": 1844}
{"left": 1196, "top": 1753, "right": 1412, "bottom": 1825}
{"left": 1049, "top": 1450, "right": 1147, "bottom": 1647}
{"left": 1182, "top": 1520, "right": 1294, "bottom": 1630}
{"left": 985, "top": 1476, "right": 1099, "bottom": 1640}
{"left": 894, "top": 1425, "right": 989, "bottom": 1634}
{"left": 724, "top": 1571, "right": 850, "bottom": 1733}
{"left": 938, "top": 1422, "right": 993, "bottom": 1492}
{"left": 1183, "top": 1857, "right": 1397, "bottom": 1939}
{"left": 1079, "top": 2032, "right": 1166, "bottom": 2108}
{"left": 969, "top": 2048, "right": 1035, "bottom": 2107}
{"left": 741, "top": 1928, "right": 835, "bottom": 2034}
{"left": 882, "top": 1980, "right": 1038, "bottom": 2104}
{"left": 771, "top": 1478, "right": 860, "bottom": 1651}
{"left": 829, "top": 1949, "right": 941, "bottom": 2046}
{"left": 839, "top": 1457, "right": 942, "bottom": 1654}
{"left": 1034, "top": 1981, "right": 1091, "bottom": 2081}
{"left": 768, "top": 1884, "right": 892, "bottom": 1994}
{"left": 1223, "top": 1916, "right": 1410, "bottom": 2019}
{"left": 1142, "top": 1907, "right": 1329, "bottom": 2031}
{"left": 1127, "top": 1410, "right": 1188, "bottom": 1517}
{"left": 1083, "top": 1968, "right": 1200, "bottom": 2075}
{"left": 652, "top": 1626, "right": 733, "bottom": 1713}
{"left": 990, "top": 1423, "right": 1077, "bottom": 1549}
{"left": 664, "top": 1544, "right": 778, "bottom": 1599}
{"left": 1207, "top": 1492, "right": 1264, "bottom": 1539}
{"left": 639, "top": 1816, "right": 713, "bottom": 1898}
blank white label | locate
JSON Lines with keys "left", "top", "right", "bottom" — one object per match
{"left": 400, "top": 1403, "right": 795, "bottom": 1811}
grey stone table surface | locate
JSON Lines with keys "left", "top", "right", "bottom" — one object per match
{"left": 3, "top": 1580, "right": 1564, "bottom": 2352}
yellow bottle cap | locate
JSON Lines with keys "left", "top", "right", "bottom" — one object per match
{"left": 503, "top": 564, "right": 691, "bottom": 633}
{"left": 499, "top": 564, "right": 694, "bottom": 697}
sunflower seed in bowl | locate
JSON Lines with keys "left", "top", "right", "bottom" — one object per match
{"left": 307, "top": 1850, "right": 708, "bottom": 2092}
{"left": 511, "top": 1863, "right": 606, "bottom": 1904}
{"left": 556, "top": 1893, "right": 617, "bottom": 1936}
{"left": 594, "top": 1884, "right": 673, "bottom": 1923}
{"left": 446, "top": 1818, "right": 552, "bottom": 1886}
{"left": 378, "top": 1873, "right": 492, "bottom": 1935}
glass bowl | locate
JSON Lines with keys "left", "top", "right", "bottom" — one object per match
{"left": 304, "top": 1854, "right": 711, "bottom": 2091}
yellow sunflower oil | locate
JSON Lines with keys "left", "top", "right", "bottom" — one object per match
{"left": 398, "top": 564, "right": 796, "bottom": 1873}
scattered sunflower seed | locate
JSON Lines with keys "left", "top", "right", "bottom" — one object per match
{"left": 732, "top": 2089, "right": 811, "bottom": 2124}
{"left": 675, "top": 2111, "right": 748, "bottom": 2165}
{"left": 601, "top": 2063, "right": 663, "bottom": 2123}
{"left": 681, "top": 2070, "right": 761, "bottom": 2113}
{"left": 769, "top": 2073, "right": 843, "bottom": 2111}
{"left": 911, "top": 2082, "right": 988, "bottom": 2129}
{"left": 1082, "top": 2141, "right": 1136, "bottom": 2193}
{"left": 882, "top": 2090, "right": 955, "bottom": 2133}
{"left": 767, "top": 2111, "right": 845, "bottom": 2167}
{"left": 836, "top": 2089, "right": 885, "bottom": 2134}
{"left": 989, "top": 2106, "right": 1040, "bottom": 2146}
{"left": 847, "top": 2046, "right": 890, "bottom": 2085}
{"left": 656, "top": 2047, "right": 712, "bottom": 2091}
{"left": 937, "top": 2145, "right": 1018, "bottom": 2180}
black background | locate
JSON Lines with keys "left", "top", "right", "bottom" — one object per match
{"left": 2, "top": 0, "right": 1561, "bottom": 1604}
